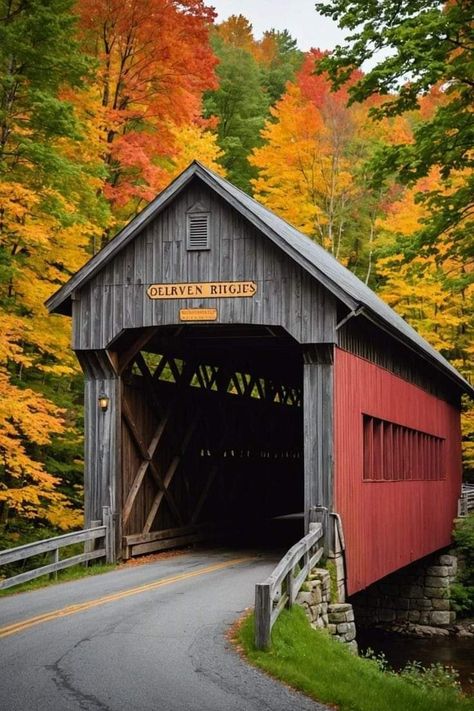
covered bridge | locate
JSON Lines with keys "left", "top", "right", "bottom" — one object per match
{"left": 46, "top": 162, "right": 473, "bottom": 595}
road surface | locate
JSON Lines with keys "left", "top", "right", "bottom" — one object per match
{"left": 0, "top": 549, "right": 327, "bottom": 711}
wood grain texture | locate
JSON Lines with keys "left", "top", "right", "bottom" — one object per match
{"left": 72, "top": 182, "right": 337, "bottom": 351}
{"left": 303, "top": 345, "right": 334, "bottom": 533}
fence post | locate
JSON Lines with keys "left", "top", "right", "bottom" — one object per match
{"left": 84, "top": 520, "right": 101, "bottom": 566}
{"left": 103, "top": 506, "right": 116, "bottom": 564}
{"left": 255, "top": 582, "right": 271, "bottom": 651}
{"left": 286, "top": 569, "right": 294, "bottom": 607}
{"left": 50, "top": 547, "right": 59, "bottom": 581}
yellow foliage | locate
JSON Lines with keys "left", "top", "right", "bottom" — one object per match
{"left": 168, "top": 123, "right": 226, "bottom": 178}
{"left": 376, "top": 169, "right": 474, "bottom": 472}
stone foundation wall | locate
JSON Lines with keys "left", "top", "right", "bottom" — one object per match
{"left": 296, "top": 568, "right": 358, "bottom": 653}
{"left": 352, "top": 551, "right": 458, "bottom": 631}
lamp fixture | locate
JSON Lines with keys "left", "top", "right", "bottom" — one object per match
{"left": 98, "top": 392, "right": 109, "bottom": 412}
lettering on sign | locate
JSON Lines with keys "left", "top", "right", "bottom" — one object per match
{"left": 179, "top": 308, "right": 218, "bottom": 322}
{"left": 146, "top": 281, "right": 257, "bottom": 299}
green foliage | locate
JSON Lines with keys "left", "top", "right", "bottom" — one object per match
{"left": 259, "top": 29, "right": 304, "bottom": 105}
{"left": 0, "top": 0, "right": 91, "bottom": 161}
{"left": 314, "top": 0, "right": 474, "bottom": 258}
{"left": 363, "top": 649, "right": 461, "bottom": 693}
{"left": 398, "top": 661, "right": 461, "bottom": 693}
{"left": 204, "top": 27, "right": 302, "bottom": 193}
{"left": 204, "top": 36, "right": 269, "bottom": 192}
{"left": 324, "top": 559, "right": 339, "bottom": 603}
{"left": 452, "top": 514, "right": 474, "bottom": 615}
{"left": 238, "top": 607, "right": 474, "bottom": 711}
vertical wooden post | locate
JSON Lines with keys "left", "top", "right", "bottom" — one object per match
{"left": 84, "top": 519, "right": 101, "bottom": 566}
{"left": 103, "top": 506, "right": 117, "bottom": 564}
{"left": 255, "top": 582, "right": 272, "bottom": 650}
{"left": 51, "top": 548, "right": 59, "bottom": 581}
{"left": 78, "top": 350, "right": 122, "bottom": 562}
{"left": 303, "top": 345, "right": 334, "bottom": 548}
{"left": 286, "top": 569, "right": 294, "bottom": 607}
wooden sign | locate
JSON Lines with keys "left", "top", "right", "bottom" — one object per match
{"left": 147, "top": 281, "right": 257, "bottom": 299}
{"left": 179, "top": 308, "right": 217, "bottom": 322}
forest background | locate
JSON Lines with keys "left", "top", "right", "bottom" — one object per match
{"left": 0, "top": 0, "right": 472, "bottom": 545}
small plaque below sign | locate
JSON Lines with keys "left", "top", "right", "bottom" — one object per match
{"left": 179, "top": 308, "right": 217, "bottom": 322}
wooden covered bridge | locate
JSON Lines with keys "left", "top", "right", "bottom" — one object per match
{"left": 46, "top": 162, "right": 473, "bottom": 595}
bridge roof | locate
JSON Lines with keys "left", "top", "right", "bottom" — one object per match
{"left": 46, "top": 161, "right": 473, "bottom": 397}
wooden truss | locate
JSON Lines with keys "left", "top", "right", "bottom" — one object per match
{"left": 119, "top": 337, "right": 302, "bottom": 557}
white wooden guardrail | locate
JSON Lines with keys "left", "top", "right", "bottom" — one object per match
{"left": 459, "top": 484, "right": 474, "bottom": 517}
{"left": 254, "top": 522, "right": 324, "bottom": 650}
{"left": 0, "top": 507, "right": 115, "bottom": 590}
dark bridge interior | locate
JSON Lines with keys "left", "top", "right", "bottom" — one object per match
{"left": 115, "top": 325, "right": 304, "bottom": 558}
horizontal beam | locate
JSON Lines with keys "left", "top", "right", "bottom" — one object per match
{"left": 0, "top": 549, "right": 106, "bottom": 590}
{"left": 0, "top": 527, "right": 106, "bottom": 566}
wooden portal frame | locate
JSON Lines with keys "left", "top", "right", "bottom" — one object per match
{"left": 78, "top": 325, "right": 313, "bottom": 559}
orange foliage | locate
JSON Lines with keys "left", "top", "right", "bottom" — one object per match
{"left": 77, "top": 0, "right": 218, "bottom": 218}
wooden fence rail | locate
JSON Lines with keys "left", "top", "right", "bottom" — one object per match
{"left": 459, "top": 484, "right": 474, "bottom": 517}
{"left": 0, "top": 507, "right": 115, "bottom": 590}
{"left": 254, "top": 522, "right": 324, "bottom": 650}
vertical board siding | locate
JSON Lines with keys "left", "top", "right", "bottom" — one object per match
{"left": 334, "top": 348, "right": 462, "bottom": 595}
{"left": 72, "top": 182, "right": 337, "bottom": 350}
{"left": 303, "top": 350, "right": 334, "bottom": 530}
{"left": 84, "top": 376, "right": 121, "bottom": 526}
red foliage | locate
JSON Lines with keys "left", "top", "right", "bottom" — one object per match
{"left": 76, "top": 0, "right": 218, "bottom": 211}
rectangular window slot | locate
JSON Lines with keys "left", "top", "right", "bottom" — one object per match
{"left": 187, "top": 213, "right": 210, "bottom": 250}
{"left": 362, "top": 414, "right": 445, "bottom": 481}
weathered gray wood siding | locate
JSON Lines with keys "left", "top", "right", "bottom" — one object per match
{"left": 78, "top": 351, "right": 121, "bottom": 529}
{"left": 303, "top": 345, "right": 334, "bottom": 533}
{"left": 71, "top": 180, "right": 337, "bottom": 350}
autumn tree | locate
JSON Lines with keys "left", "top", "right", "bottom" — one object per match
{"left": 204, "top": 33, "right": 269, "bottom": 191}
{"left": 258, "top": 29, "right": 304, "bottom": 105}
{"left": 315, "top": 0, "right": 474, "bottom": 260}
{"left": 77, "top": 0, "right": 218, "bottom": 235}
{"left": 206, "top": 17, "right": 302, "bottom": 192}
{"left": 375, "top": 171, "right": 474, "bottom": 473}
{"left": 251, "top": 51, "right": 388, "bottom": 276}
{"left": 0, "top": 0, "right": 107, "bottom": 536}
{"left": 167, "top": 122, "right": 226, "bottom": 178}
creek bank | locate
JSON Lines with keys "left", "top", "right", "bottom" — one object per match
{"left": 357, "top": 625, "right": 474, "bottom": 694}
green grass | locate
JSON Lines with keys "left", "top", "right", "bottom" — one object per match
{"left": 237, "top": 606, "right": 474, "bottom": 711}
{"left": 0, "top": 562, "right": 116, "bottom": 597}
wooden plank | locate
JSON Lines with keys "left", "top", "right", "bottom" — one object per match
{"left": 142, "top": 457, "right": 181, "bottom": 533}
{"left": 0, "top": 527, "right": 106, "bottom": 566}
{"left": 255, "top": 583, "right": 272, "bottom": 650}
{"left": 142, "top": 414, "right": 198, "bottom": 533}
{"left": 129, "top": 532, "right": 209, "bottom": 557}
{"left": 123, "top": 522, "right": 213, "bottom": 546}
{"left": 117, "top": 327, "right": 160, "bottom": 374}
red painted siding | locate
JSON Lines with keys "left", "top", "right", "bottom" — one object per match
{"left": 334, "top": 348, "right": 462, "bottom": 595}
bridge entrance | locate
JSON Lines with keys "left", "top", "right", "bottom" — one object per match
{"left": 115, "top": 324, "right": 304, "bottom": 558}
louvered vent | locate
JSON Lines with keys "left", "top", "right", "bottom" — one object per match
{"left": 187, "top": 212, "right": 210, "bottom": 250}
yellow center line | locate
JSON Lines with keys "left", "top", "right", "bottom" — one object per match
{"left": 0, "top": 556, "right": 254, "bottom": 639}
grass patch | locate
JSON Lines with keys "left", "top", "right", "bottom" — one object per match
{"left": 0, "top": 562, "right": 116, "bottom": 597}
{"left": 237, "top": 606, "right": 474, "bottom": 711}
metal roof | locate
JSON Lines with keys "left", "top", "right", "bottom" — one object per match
{"left": 46, "top": 161, "right": 473, "bottom": 396}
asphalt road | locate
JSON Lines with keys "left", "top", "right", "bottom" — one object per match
{"left": 0, "top": 549, "right": 327, "bottom": 711}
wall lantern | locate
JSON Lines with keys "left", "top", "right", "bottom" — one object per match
{"left": 98, "top": 392, "right": 109, "bottom": 413}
